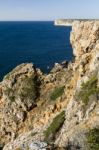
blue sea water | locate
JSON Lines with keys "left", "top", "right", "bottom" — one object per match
{"left": 0, "top": 21, "right": 73, "bottom": 81}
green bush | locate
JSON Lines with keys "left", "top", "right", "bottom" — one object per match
{"left": 15, "top": 148, "right": 22, "bottom": 150}
{"left": 4, "top": 74, "right": 39, "bottom": 103}
{"left": 87, "top": 128, "right": 99, "bottom": 150}
{"left": 50, "top": 86, "right": 64, "bottom": 101}
{"left": 76, "top": 76, "right": 99, "bottom": 106}
{"left": 4, "top": 87, "right": 15, "bottom": 102}
{"left": 19, "top": 75, "right": 38, "bottom": 100}
{"left": 31, "top": 132, "right": 37, "bottom": 137}
{"left": 44, "top": 110, "right": 65, "bottom": 141}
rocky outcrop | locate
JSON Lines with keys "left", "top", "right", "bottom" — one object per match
{"left": 54, "top": 19, "right": 97, "bottom": 26}
{"left": 0, "top": 63, "right": 43, "bottom": 145}
{"left": 0, "top": 61, "right": 72, "bottom": 149}
{"left": 54, "top": 19, "right": 73, "bottom": 26}
{"left": 1, "top": 20, "right": 99, "bottom": 150}
{"left": 55, "top": 20, "right": 99, "bottom": 149}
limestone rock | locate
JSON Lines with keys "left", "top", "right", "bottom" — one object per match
{"left": 2, "top": 20, "right": 99, "bottom": 150}
{"left": 55, "top": 20, "right": 99, "bottom": 149}
{"left": 0, "top": 63, "right": 42, "bottom": 145}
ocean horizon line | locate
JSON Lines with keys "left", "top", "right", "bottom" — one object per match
{"left": 0, "top": 20, "right": 54, "bottom": 22}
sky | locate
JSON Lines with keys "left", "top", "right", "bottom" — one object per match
{"left": 0, "top": 0, "right": 99, "bottom": 21}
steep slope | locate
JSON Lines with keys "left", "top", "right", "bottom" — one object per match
{"left": 55, "top": 20, "right": 99, "bottom": 149}
{"left": 0, "top": 63, "right": 42, "bottom": 145}
{"left": 1, "top": 20, "right": 99, "bottom": 150}
{"left": 0, "top": 61, "right": 72, "bottom": 149}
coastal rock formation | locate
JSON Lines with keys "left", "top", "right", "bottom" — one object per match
{"left": 0, "top": 63, "right": 43, "bottom": 145}
{"left": 1, "top": 20, "right": 99, "bottom": 150}
{"left": 55, "top": 20, "right": 99, "bottom": 149}
{"left": 54, "top": 19, "right": 73, "bottom": 26}
{"left": 0, "top": 60, "right": 71, "bottom": 149}
{"left": 54, "top": 19, "right": 98, "bottom": 26}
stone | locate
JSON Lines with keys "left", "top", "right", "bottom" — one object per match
{"left": 29, "top": 141, "right": 47, "bottom": 150}
{"left": 55, "top": 20, "right": 99, "bottom": 149}
{"left": 2, "top": 20, "right": 99, "bottom": 150}
{"left": 0, "top": 63, "right": 42, "bottom": 145}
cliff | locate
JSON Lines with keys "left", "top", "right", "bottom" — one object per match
{"left": 55, "top": 20, "right": 99, "bottom": 149}
{"left": 0, "top": 20, "right": 99, "bottom": 150}
{"left": 54, "top": 19, "right": 98, "bottom": 26}
{"left": 54, "top": 19, "right": 73, "bottom": 26}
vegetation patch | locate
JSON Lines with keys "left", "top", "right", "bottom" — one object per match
{"left": 4, "top": 74, "right": 39, "bottom": 103}
{"left": 4, "top": 87, "right": 15, "bottom": 102}
{"left": 19, "top": 74, "right": 38, "bottom": 101}
{"left": 50, "top": 86, "right": 64, "bottom": 101}
{"left": 15, "top": 148, "right": 22, "bottom": 150}
{"left": 87, "top": 127, "right": 99, "bottom": 150}
{"left": 44, "top": 110, "right": 65, "bottom": 141}
{"left": 76, "top": 75, "right": 99, "bottom": 106}
{"left": 31, "top": 132, "right": 37, "bottom": 137}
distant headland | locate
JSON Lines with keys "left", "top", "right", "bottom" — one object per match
{"left": 54, "top": 19, "right": 99, "bottom": 26}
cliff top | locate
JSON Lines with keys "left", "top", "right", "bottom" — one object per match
{"left": 54, "top": 19, "right": 99, "bottom": 26}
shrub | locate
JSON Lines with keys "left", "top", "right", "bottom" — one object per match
{"left": 31, "top": 132, "right": 37, "bottom": 137}
{"left": 15, "top": 148, "right": 22, "bottom": 150}
{"left": 50, "top": 86, "right": 64, "bottom": 101}
{"left": 19, "top": 75, "right": 38, "bottom": 101}
{"left": 76, "top": 75, "right": 99, "bottom": 106}
{"left": 44, "top": 110, "right": 65, "bottom": 141}
{"left": 4, "top": 74, "right": 39, "bottom": 103}
{"left": 4, "top": 87, "right": 15, "bottom": 102}
{"left": 87, "top": 127, "right": 99, "bottom": 150}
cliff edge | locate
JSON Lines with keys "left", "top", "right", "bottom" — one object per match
{"left": 1, "top": 20, "right": 99, "bottom": 150}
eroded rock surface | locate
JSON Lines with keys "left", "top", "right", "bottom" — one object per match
{"left": 55, "top": 20, "right": 99, "bottom": 149}
{"left": 1, "top": 20, "right": 99, "bottom": 150}
{"left": 0, "top": 61, "right": 72, "bottom": 149}
{"left": 0, "top": 63, "right": 43, "bottom": 145}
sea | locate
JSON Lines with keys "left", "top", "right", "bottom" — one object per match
{"left": 0, "top": 21, "right": 73, "bottom": 81}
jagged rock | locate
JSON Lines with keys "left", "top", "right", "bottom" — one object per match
{"left": 71, "top": 21, "right": 99, "bottom": 57}
{"left": 0, "top": 63, "right": 42, "bottom": 145}
{"left": 1, "top": 20, "right": 99, "bottom": 150}
{"left": 29, "top": 141, "right": 47, "bottom": 150}
{"left": 55, "top": 20, "right": 99, "bottom": 149}
{"left": 44, "top": 74, "right": 55, "bottom": 83}
{"left": 51, "top": 61, "right": 68, "bottom": 73}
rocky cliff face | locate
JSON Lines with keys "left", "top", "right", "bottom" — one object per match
{"left": 1, "top": 20, "right": 99, "bottom": 150}
{"left": 54, "top": 19, "right": 73, "bottom": 26}
{"left": 55, "top": 20, "right": 99, "bottom": 149}
{"left": 0, "top": 61, "right": 71, "bottom": 149}
{"left": 54, "top": 19, "right": 96, "bottom": 26}
{"left": 0, "top": 63, "right": 43, "bottom": 145}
